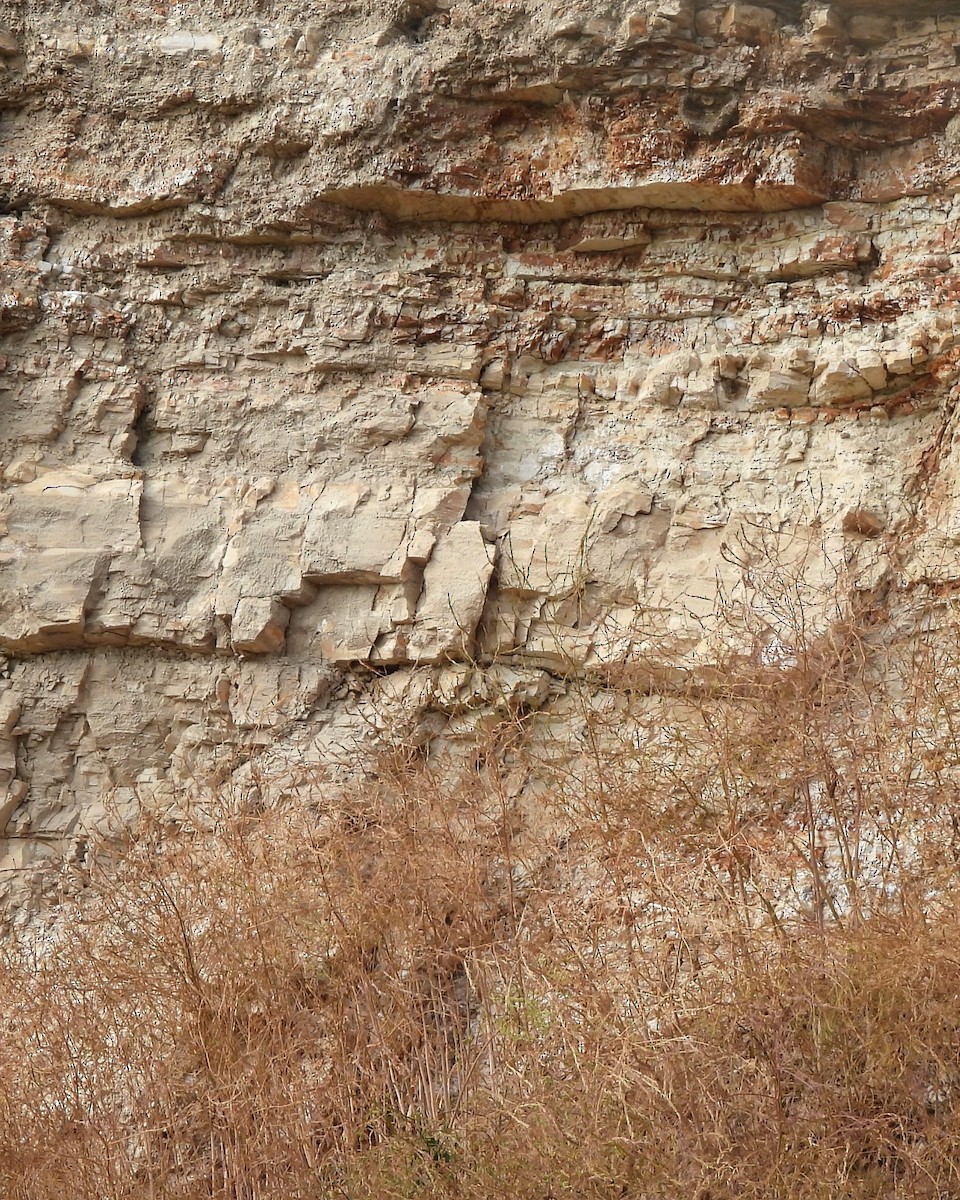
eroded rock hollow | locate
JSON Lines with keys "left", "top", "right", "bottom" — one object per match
{"left": 3, "top": 0, "right": 960, "bottom": 893}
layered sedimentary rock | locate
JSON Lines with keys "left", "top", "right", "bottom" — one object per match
{"left": 3, "top": 0, "right": 960, "bottom": 890}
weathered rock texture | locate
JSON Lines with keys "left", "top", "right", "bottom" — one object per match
{"left": 3, "top": 0, "right": 960, "bottom": 889}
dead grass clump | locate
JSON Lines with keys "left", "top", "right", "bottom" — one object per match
{"left": 3, "top": 766, "right": 960, "bottom": 1198}
{"left": 0, "top": 771, "right": 511, "bottom": 1199}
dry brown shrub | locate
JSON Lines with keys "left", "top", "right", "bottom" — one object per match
{"left": 4, "top": 543, "right": 960, "bottom": 1197}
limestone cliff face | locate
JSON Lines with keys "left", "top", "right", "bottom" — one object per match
{"left": 2, "top": 0, "right": 960, "bottom": 885}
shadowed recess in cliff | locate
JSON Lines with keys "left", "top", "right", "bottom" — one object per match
{"left": 318, "top": 179, "right": 829, "bottom": 221}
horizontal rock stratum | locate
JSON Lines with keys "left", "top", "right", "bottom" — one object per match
{"left": 3, "top": 0, "right": 960, "bottom": 889}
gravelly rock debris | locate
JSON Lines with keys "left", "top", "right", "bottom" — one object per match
{"left": 2, "top": 0, "right": 960, "bottom": 893}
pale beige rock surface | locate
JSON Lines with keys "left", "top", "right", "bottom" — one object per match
{"left": 3, "top": 0, "right": 960, "bottom": 896}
